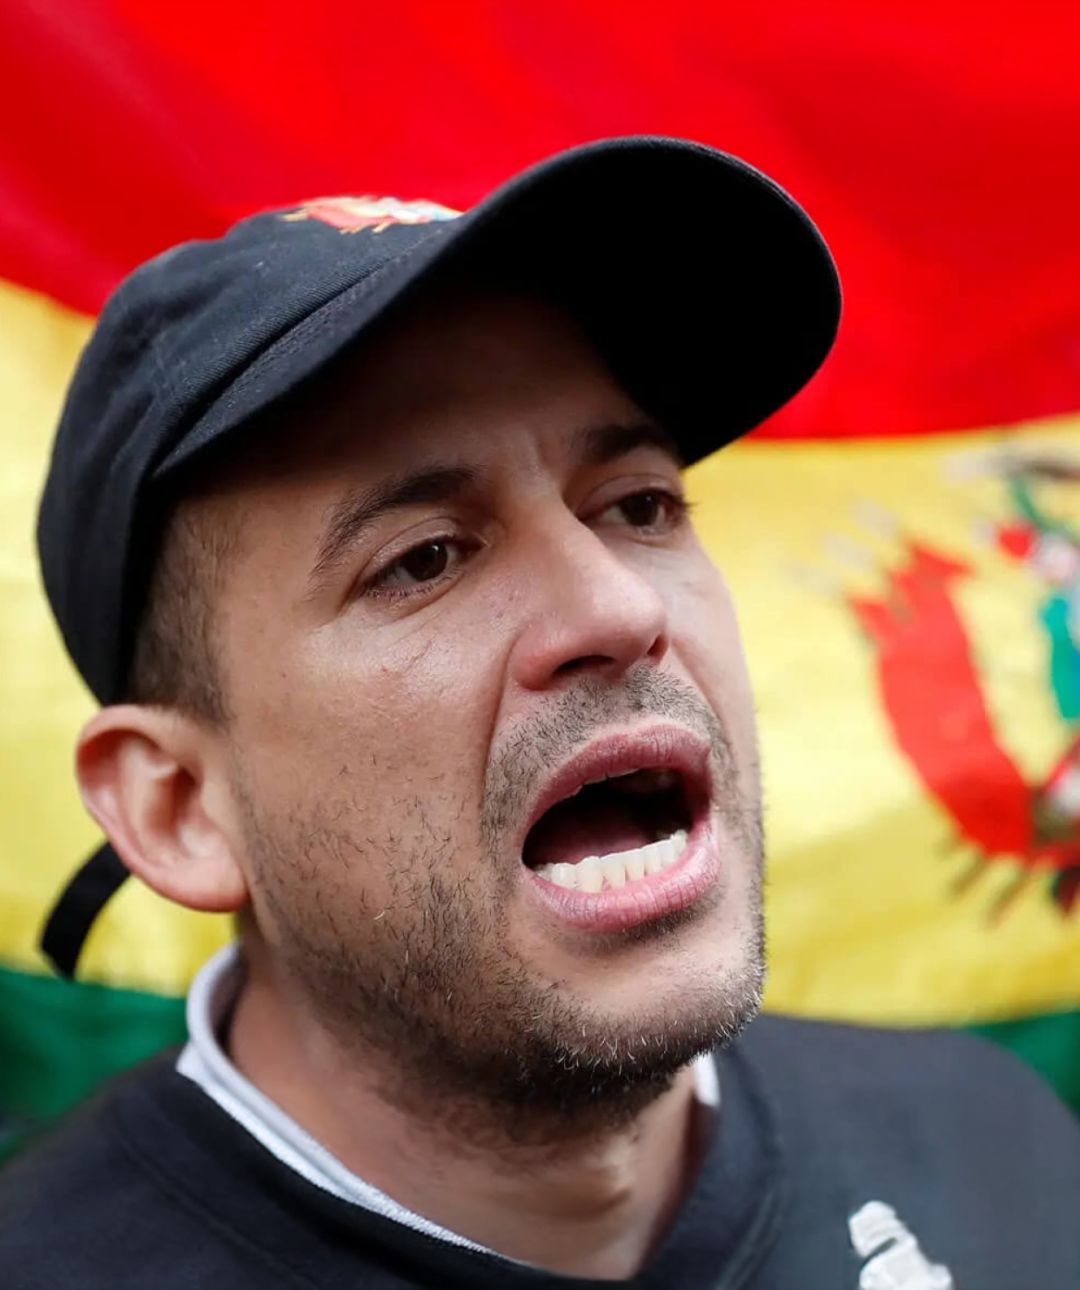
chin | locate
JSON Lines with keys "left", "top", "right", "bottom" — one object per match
{"left": 544, "top": 918, "right": 765, "bottom": 1066}
{"left": 489, "top": 960, "right": 764, "bottom": 1130}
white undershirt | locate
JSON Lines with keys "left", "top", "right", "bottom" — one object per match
{"left": 177, "top": 943, "right": 721, "bottom": 1256}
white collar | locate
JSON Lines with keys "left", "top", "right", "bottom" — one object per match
{"left": 178, "top": 942, "right": 720, "bottom": 1253}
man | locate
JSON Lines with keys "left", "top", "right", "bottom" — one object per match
{"left": 2, "top": 137, "right": 1077, "bottom": 1287}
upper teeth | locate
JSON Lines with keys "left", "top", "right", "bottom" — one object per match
{"left": 535, "top": 830, "right": 689, "bottom": 892}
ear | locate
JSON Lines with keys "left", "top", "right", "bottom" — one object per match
{"left": 76, "top": 705, "right": 248, "bottom": 913}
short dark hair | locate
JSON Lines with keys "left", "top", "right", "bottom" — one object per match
{"left": 122, "top": 354, "right": 336, "bottom": 726}
{"left": 126, "top": 494, "right": 238, "bottom": 725}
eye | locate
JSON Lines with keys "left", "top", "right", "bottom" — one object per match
{"left": 365, "top": 536, "right": 477, "bottom": 599}
{"left": 597, "top": 489, "right": 688, "bottom": 534}
{"left": 393, "top": 540, "right": 450, "bottom": 583}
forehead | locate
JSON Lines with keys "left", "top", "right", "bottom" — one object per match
{"left": 243, "top": 285, "right": 647, "bottom": 482}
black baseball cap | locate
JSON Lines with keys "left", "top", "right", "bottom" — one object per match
{"left": 37, "top": 135, "right": 841, "bottom": 976}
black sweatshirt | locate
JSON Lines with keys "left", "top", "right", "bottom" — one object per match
{"left": 1, "top": 1014, "right": 1077, "bottom": 1287}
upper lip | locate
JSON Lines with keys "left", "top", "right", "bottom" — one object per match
{"left": 521, "top": 723, "right": 713, "bottom": 847}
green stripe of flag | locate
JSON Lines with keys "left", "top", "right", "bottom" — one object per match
{"left": 0, "top": 963, "right": 184, "bottom": 1158}
{"left": 1, "top": 963, "right": 1078, "bottom": 1162}
{"left": 968, "top": 1009, "right": 1080, "bottom": 1120}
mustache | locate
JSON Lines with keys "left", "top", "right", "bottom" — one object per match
{"left": 481, "top": 668, "right": 738, "bottom": 852}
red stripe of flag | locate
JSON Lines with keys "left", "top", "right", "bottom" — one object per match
{"left": 2, "top": 1, "right": 1080, "bottom": 438}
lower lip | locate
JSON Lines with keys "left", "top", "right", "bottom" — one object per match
{"left": 523, "top": 819, "right": 720, "bottom": 934}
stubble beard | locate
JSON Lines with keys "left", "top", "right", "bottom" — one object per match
{"left": 240, "top": 670, "right": 765, "bottom": 1144}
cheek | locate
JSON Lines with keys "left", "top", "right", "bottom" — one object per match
{"left": 228, "top": 605, "right": 508, "bottom": 835}
{"left": 668, "top": 559, "right": 757, "bottom": 758}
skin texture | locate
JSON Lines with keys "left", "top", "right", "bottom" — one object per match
{"left": 77, "top": 287, "right": 765, "bottom": 1279}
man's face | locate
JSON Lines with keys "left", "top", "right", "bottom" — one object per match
{"left": 210, "top": 287, "right": 764, "bottom": 1114}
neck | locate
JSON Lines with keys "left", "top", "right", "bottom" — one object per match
{"left": 228, "top": 963, "right": 703, "bottom": 1279}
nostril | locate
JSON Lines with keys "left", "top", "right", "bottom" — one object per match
{"left": 554, "top": 654, "right": 617, "bottom": 679}
{"left": 646, "top": 631, "right": 667, "bottom": 661}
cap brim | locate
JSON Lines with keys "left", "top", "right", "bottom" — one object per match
{"left": 159, "top": 135, "right": 840, "bottom": 479}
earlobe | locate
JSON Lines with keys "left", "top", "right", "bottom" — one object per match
{"left": 76, "top": 705, "right": 249, "bottom": 914}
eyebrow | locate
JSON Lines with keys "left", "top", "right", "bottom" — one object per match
{"left": 310, "top": 465, "right": 479, "bottom": 589}
{"left": 307, "top": 419, "right": 682, "bottom": 591}
{"left": 571, "top": 420, "right": 685, "bottom": 470}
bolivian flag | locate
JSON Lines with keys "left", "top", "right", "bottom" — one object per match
{"left": 3, "top": 2, "right": 1080, "bottom": 1153}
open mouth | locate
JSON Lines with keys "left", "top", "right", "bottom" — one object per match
{"left": 522, "top": 767, "right": 697, "bottom": 893}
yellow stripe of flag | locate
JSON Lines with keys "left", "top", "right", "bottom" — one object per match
{"left": 4, "top": 275, "right": 1080, "bottom": 1022}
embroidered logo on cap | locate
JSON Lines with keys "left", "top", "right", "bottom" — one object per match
{"left": 282, "top": 195, "right": 460, "bottom": 234}
{"left": 849, "top": 1202, "right": 954, "bottom": 1289}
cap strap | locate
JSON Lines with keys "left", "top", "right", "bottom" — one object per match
{"left": 40, "top": 842, "right": 129, "bottom": 978}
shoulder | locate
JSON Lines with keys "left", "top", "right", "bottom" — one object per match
{"left": 734, "top": 1013, "right": 1080, "bottom": 1256}
{"left": 735, "top": 1011, "right": 1080, "bottom": 1192}
{"left": 740, "top": 1010, "right": 1076, "bottom": 1125}
{"left": 0, "top": 1058, "right": 264, "bottom": 1289}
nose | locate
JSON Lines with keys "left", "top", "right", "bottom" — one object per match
{"left": 509, "top": 509, "right": 671, "bottom": 692}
